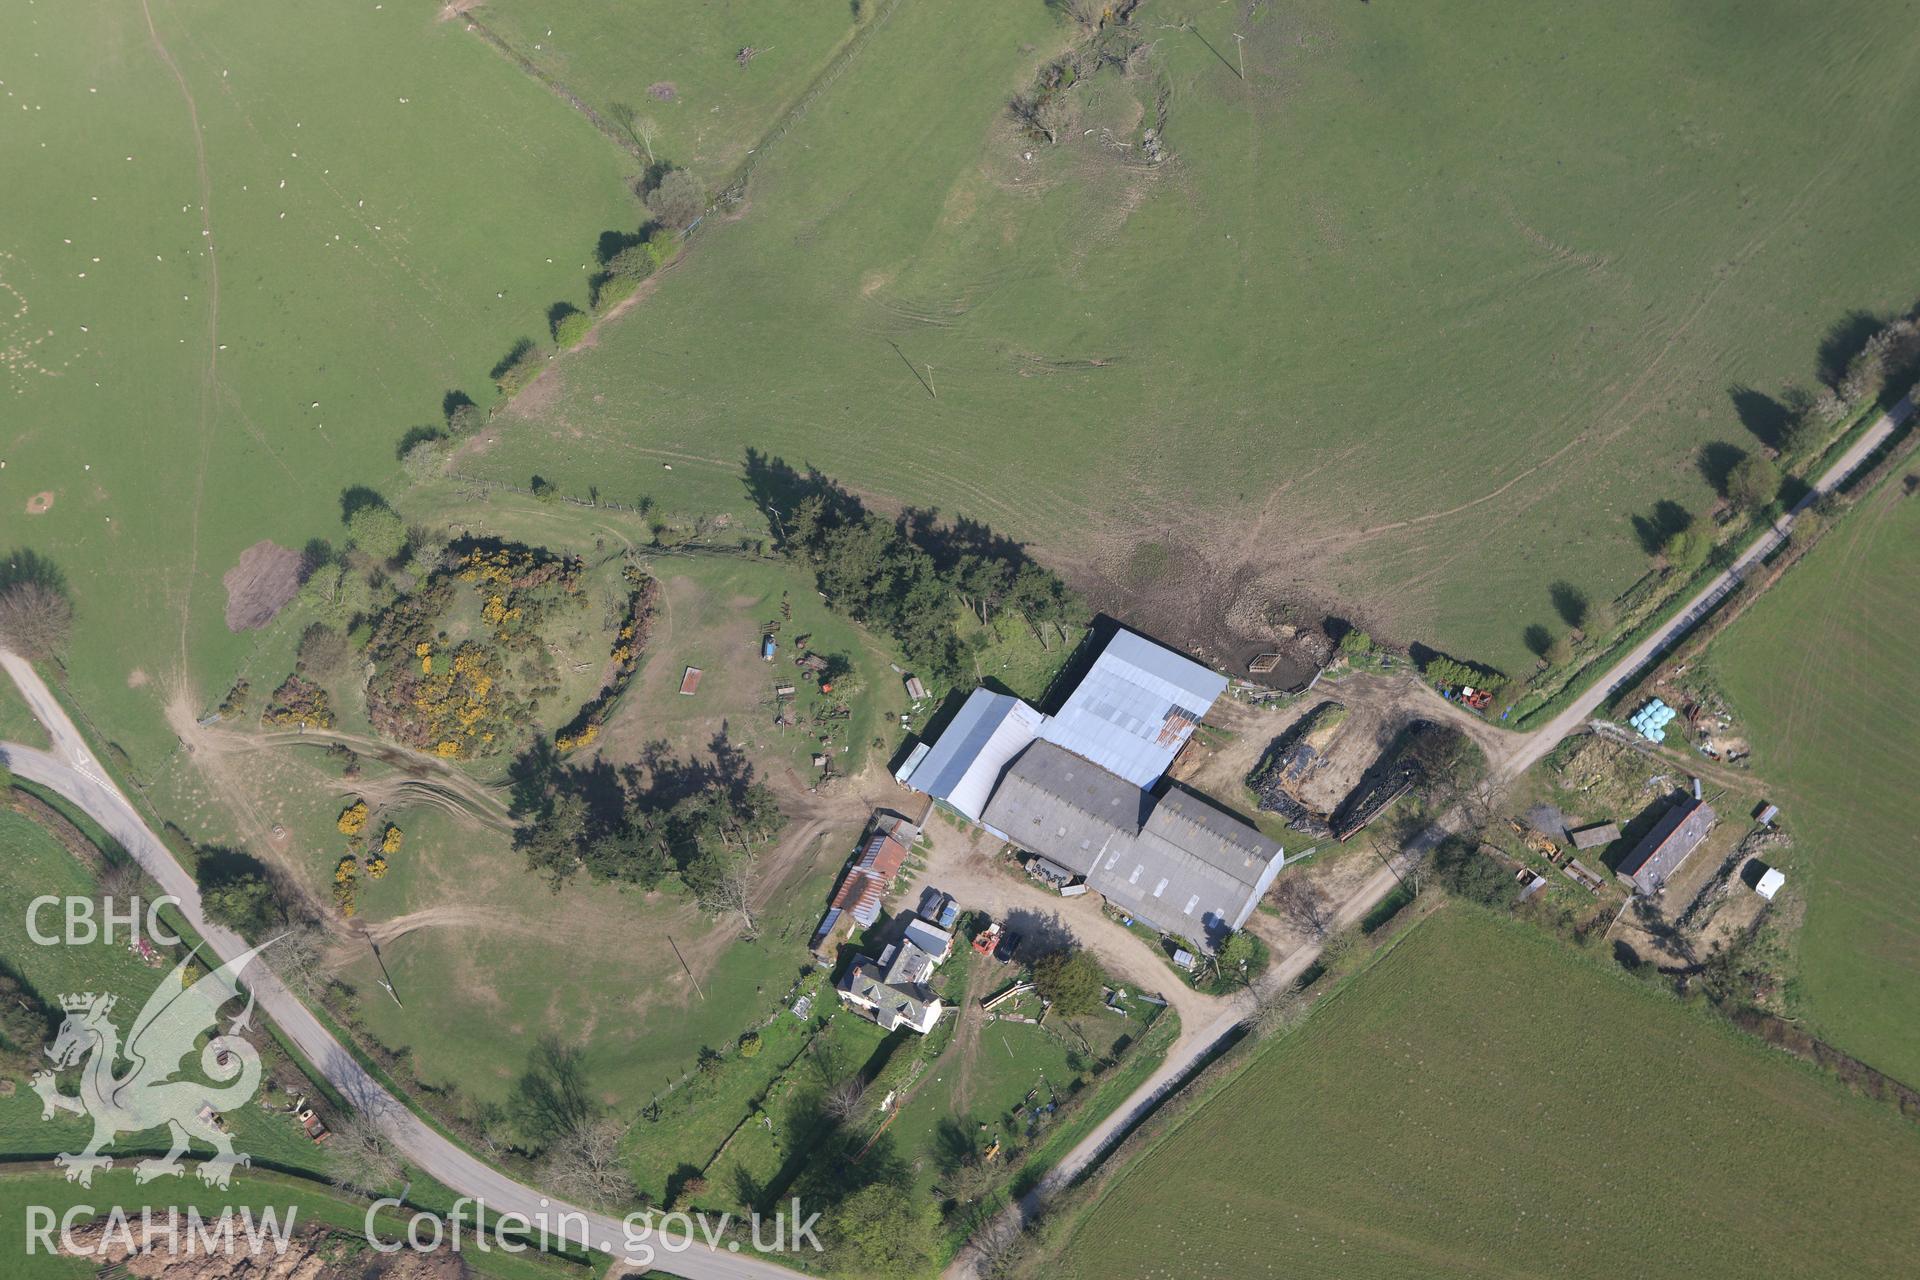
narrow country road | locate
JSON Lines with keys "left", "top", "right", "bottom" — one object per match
{"left": 1503, "top": 392, "right": 1912, "bottom": 779}
{"left": 0, "top": 651, "right": 799, "bottom": 1280}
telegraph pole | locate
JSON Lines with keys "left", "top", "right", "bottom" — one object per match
{"left": 362, "top": 930, "right": 404, "bottom": 1007}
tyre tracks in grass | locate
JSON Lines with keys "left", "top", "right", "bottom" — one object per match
{"left": 139, "top": 0, "right": 222, "bottom": 669}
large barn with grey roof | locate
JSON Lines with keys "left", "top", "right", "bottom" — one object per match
{"left": 1616, "top": 796, "right": 1717, "bottom": 895}
{"left": 907, "top": 629, "right": 1283, "bottom": 944}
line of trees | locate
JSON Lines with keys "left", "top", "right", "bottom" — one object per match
{"left": 472, "top": 159, "right": 699, "bottom": 410}
{"left": 1414, "top": 648, "right": 1507, "bottom": 695}
{"left": 747, "top": 455, "right": 1088, "bottom": 683}
{"left": 1592, "top": 305, "right": 1920, "bottom": 664}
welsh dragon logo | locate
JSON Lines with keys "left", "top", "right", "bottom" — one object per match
{"left": 31, "top": 938, "right": 278, "bottom": 1190}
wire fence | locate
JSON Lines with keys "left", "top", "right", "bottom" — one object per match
{"left": 713, "top": 0, "right": 907, "bottom": 209}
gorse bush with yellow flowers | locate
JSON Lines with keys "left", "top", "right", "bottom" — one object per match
{"left": 333, "top": 856, "right": 359, "bottom": 916}
{"left": 337, "top": 801, "right": 370, "bottom": 837}
{"left": 263, "top": 674, "right": 333, "bottom": 729}
{"left": 553, "top": 569, "right": 658, "bottom": 755}
{"left": 363, "top": 538, "right": 587, "bottom": 759}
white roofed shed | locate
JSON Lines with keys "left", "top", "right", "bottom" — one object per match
{"left": 1038, "top": 631, "right": 1227, "bottom": 788}
{"left": 906, "top": 689, "right": 1044, "bottom": 820}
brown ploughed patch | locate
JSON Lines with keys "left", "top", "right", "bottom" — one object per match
{"left": 222, "top": 539, "right": 304, "bottom": 632}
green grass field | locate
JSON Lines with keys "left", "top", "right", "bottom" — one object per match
{"left": 885, "top": 998, "right": 1148, "bottom": 1201}
{"left": 461, "top": 0, "right": 1920, "bottom": 678}
{"left": 600, "top": 933, "right": 1172, "bottom": 1255}
{"left": 2, "top": 0, "right": 900, "bottom": 1154}
{"left": 9, "top": 0, "right": 1920, "bottom": 1264}
{"left": 1052, "top": 908, "right": 1920, "bottom": 1279}
{"left": 9, "top": 1, "right": 1920, "bottom": 761}
{"left": 1710, "top": 473, "right": 1920, "bottom": 1084}
{"left": 0, "top": 0, "right": 638, "bottom": 766}
{"left": 336, "top": 850, "right": 841, "bottom": 1120}
{"left": 624, "top": 995, "right": 890, "bottom": 1207}
{"left": 0, "top": 677, "right": 50, "bottom": 751}
{"left": 589, "top": 550, "right": 899, "bottom": 781}
{"left": 472, "top": 0, "right": 865, "bottom": 186}
{"left": 0, "top": 802, "right": 613, "bottom": 1276}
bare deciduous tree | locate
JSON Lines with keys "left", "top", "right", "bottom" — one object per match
{"left": 327, "top": 1110, "right": 404, "bottom": 1196}
{"left": 1272, "top": 876, "right": 1335, "bottom": 939}
{"left": 1356, "top": 826, "right": 1421, "bottom": 905}
{"left": 709, "top": 857, "right": 760, "bottom": 940}
{"left": 268, "top": 922, "right": 332, "bottom": 999}
{"left": 1251, "top": 984, "right": 1310, "bottom": 1040}
{"left": 823, "top": 1074, "right": 869, "bottom": 1123}
{"left": 1051, "top": 0, "right": 1106, "bottom": 34}
{"left": 96, "top": 858, "right": 153, "bottom": 906}
{"left": 1315, "top": 928, "right": 1358, "bottom": 977}
{"left": 971, "top": 1216, "right": 1028, "bottom": 1279}
{"left": 937, "top": 1155, "right": 996, "bottom": 1207}
{"left": 1407, "top": 725, "right": 1499, "bottom": 835}
{"left": 0, "top": 582, "right": 72, "bottom": 658}
{"left": 537, "top": 1115, "right": 635, "bottom": 1210}
{"left": 1008, "top": 93, "right": 1066, "bottom": 145}
{"left": 609, "top": 103, "right": 659, "bottom": 164}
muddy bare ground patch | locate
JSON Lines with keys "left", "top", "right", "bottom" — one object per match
{"left": 221, "top": 538, "right": 304, "bottom": 631}
{"left": 1077, "top": 540, "right": 1330, "bottom": 688}
{"left": 497, "top": 360, "right": 565, "bottom": 420}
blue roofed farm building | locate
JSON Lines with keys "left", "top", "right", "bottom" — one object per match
{"left": 904, "top": 629, "right": 1284, "bottom": 945}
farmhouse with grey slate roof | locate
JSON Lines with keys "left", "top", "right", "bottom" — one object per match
{"left": 1616, "top": 797, "right": 1717, "bottom": 895}
{"left": 910, "top": 629, "right": 1283, "bottom": 944}
{"left": 837, "top": 918, "right": 954, "bottom": 1033}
